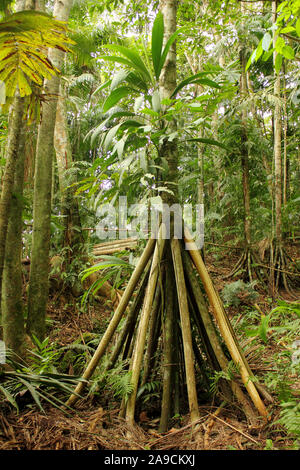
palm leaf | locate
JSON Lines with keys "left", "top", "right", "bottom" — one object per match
{"left": 102, "top": 86, "right": 133, "bottom": 113}
{"left": 151, "top": 11, "right": 164, "bottom": 80}
{"left": 102, "top": 44, "right": 152, "bottom": 83}
{"left": 0, "top": 384, "right": 19, "bottom": 412}
{"left": 172, "top": 72, "right": 221, "bottom": 97}
{"left": 0, "top": 10, "right": 74, "bottom": 97}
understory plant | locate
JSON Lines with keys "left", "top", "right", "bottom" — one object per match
{"left": 234, "top": 299, "right": 300, "bottom": 447}
{"left": 0, "top": 339, "right": 86, "bottom": 414}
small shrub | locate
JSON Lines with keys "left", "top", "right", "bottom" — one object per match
{"left": 221, "top": 280, "right": 259, "bottom": 307}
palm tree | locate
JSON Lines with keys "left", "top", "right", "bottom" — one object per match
{"left": 66, "top": 4, "right": 268, "bottom": 431}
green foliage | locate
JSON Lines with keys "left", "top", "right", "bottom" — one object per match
{"left": 246, "top": 0, "right": 300, "bottom": 73}
{"left": 210, "top": 360, "right": 240, "bottom": 396}
{"left": 137, "top": 380, "right": 161, "bottom": 404}
{"left": 264, "top": 439, "right": 275, "bottom": 450}
{"left": 80, "top": 255, "right": 134, "bottom": 306}
{"left": 238, "top": 299, "right": 300, "bottom": 445}
{"left": 27, "top": 335, "right": 60, "bottom": 375}
{"left": 221, "top": 280, "right": 259, "bottom": 307}
{"left": 89, "top": 360, "right": 133, "bottom": 403}
{"left": 270, "top": 300, "right": 300, "bottom": 319}
{"left": 0, "top": 10, "right": 75, "bottom": 98}
{"left": 245, "top": 312, "right": 272, "bottom": 344}
{"left": 106, "top": 364, "right": 133, "bottom": 402}
{"left": 277, "top": 401, "right": 300, "bottom": 441}
{"left": 0, "top": 349, "right": 86, "bottom": 414}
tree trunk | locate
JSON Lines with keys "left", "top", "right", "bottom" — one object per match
{"left": 1, "top": 119, "right": 26, "bottom": 357}
{"left": 0, "top": 0, "right": 40, "bottom": 352}
{"left": 272, "top": 0, "right": 282, "bottom": 244}
{"left": 0, "top": 95, "right": 24, "bottom": 312}
{"left": 159, "top": 0, "right": 178, "bottom": 207}
{"left": 240, "top": 3, "right": 251, "bottom": 247}
{"left": 54, "top": 85, "right": 84, "bottom": 254}
{"left": 27, "top": 0, "right": 73, "bottom": 340}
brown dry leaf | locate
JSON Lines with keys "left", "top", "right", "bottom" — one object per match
{"left": 139, "top": 411, "right": 149, "bottom": 422}
{"left": 89, "top": 406, "right": 104, "bottom": 432}
{"left": 168, "top": 427, "right": 179, "bottom": 433}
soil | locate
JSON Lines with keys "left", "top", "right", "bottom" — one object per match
{"left": 0, "top": 245, "right": 299, "bottom": 451}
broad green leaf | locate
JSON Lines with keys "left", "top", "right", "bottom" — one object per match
{"left": 277, "top": 0, "right": 288, "bottom": 12}
{"left": 141, "top": 108, "right": 159, "bottom": 117}
{"left": 110, "top": 70, "right": 130, "bottom": 91}
{"left": 151, "top": 89, "right": 161, "bottom": 112}
{"left": 172, "top": 72, "right": 219, "bottom": 97}
{"left": 187, "top": 137, "right": 227, "bottom": 149}
{"left": 0, "top": 10, "right": 73, "bottom": 97}
{"left": 102, "top": 86, "right": 133, "bottom": 113}
{"left": 104, "top": 120, "right": 142, "bottom": 151}
{"left": 262, "top": 49, "right": 274, "bottom": 62}
{"left": 158, "top": 27, "right": 183, "bottom": 79}
{"left": 80, "top": 257, "right": 130, "bottom": 282}
{"left": 0, "top": 384, "right": 19, "bottom": 412}
{"left": 246, "top": 50, "right": 256, "bottom": 70}
{"left": 255, "top": 40, "right": 264, "bottom": 61}
{"left": 87, "top": 117, "right": 111, "bottom": 145}
{"left": 17, "top": 378, "right": 44, "bottom": 413}
{"left": 279, "top": 25, "right": 295, "bottom": 34}
{"left": 98, "top": 54, "right": 134, "bottom": 68}
{"left": 258, "top": 314, "right": 271, "bottom": 343}
{"left": 281, "top": 45, "right": 295, "bottom": 59}
{"left": 113, "top": 137, "right": 127, "bottom": 159}
{"left": 92, "top": 79, "right": 112, "bottom": 96}
{"left": 102, "top": 45, "right": 151, "bottom": 83}
{"left": 134, "top": 95, "right": 144, "bottom": 113}
{"left": 275, "top": 36, "right": 285, "bottom": 53}
{"left": 195, "top": 78, "right": 221, "bottom": 89}
{"left": 262, "top": 32, "right": 272, "bottom": 51}
{"left": 125, "top": 71, "right": 149, "bottom": 92}
{"left": 120, "top": 119, "right": 143, "bottom": 130}
{"left": 152, "top": 11, "right": 164, "bottom": 80}
{"left": 104, "top": 122, "right": 123, "bottom": 151}
{"left": 296, "top": 18, "right": 300, "bottom": 37}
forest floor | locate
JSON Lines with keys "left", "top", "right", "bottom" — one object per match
{"left": 0, "top": 245, "right": 299, "bottom": 451}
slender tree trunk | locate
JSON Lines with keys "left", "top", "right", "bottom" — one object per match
{"left": 27, "top": 0, "right": 73, "bottom": 340}
{"left": 0, "top": 0, "right": 39, "bottom": 351}
{"left": 240, "top": 2, "right": 251, "bottom": 247}
{"left": 159, "top": 0, "right": 178, "bottom": 207}
{"left": 54, "top": 85, "right": 84, "bottom": 253}
{"left": 159, "top": 250, "right": 175, "bottom": 432}
{"left": 282, "top": 70, "right": 288, "bottom": 208}
{"left": 0, "top": 96, "right": 24, "bottom": 311}
{"left": 272, "top": 0, "right": 282, "bottom": 244}
{"left": 158, "top": 0, "right": 200, "bottom": 425}
{"left": 1, "top": 120, "right": 26, "bottom": 357}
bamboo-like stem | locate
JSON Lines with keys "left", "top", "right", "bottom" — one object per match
{"left": 93, "top": 238, "right": 138, "bottom": 249}
{"left": 183, "top": 251, "right": 258, "bottom": 423}
{"left": 159, "top": 250, "right": 175, "bottom": 432}
{"left": 93, "top": 247, "right": 136, "bottom": 256}
{"left": 66, "top": 237, "right": 156, "bottom": 407}
{"left": 171, "top": 238, "right": 200, "bottom": 423}
{"left": 105, "top": 266, "right": 150, "bottom": 371}
{"left": 184, "top": 228, "right": 268, "bottom": 421}
{"left": 141, "top": 280, "right": 162, "bottom": 387}
{"left": 125, "top": 227, "right": 166, "bottom": 424}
